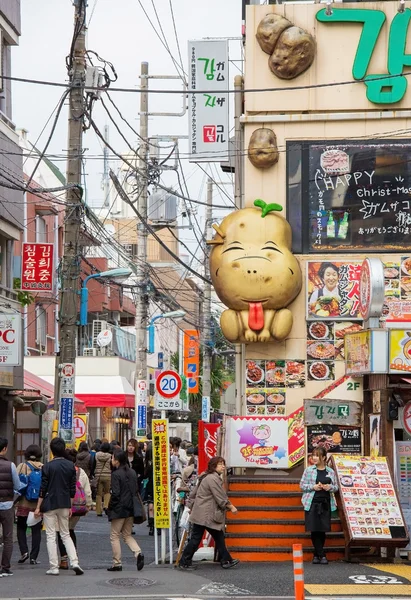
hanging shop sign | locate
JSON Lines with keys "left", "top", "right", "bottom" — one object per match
{"left": 332, "top": 455, "right": 409, "bottom": 546}
{"left": 183, "top": 330, "right": 200, "bottom": 394}
{"left": 152, "top": 419, "right": 171, "bottom": 529}
{"left": 389, "top": 330, "right": 411, "bottom": 374}
{"left": 359, "top": 258, "right": 385, "bottom": 321}
{"left": 188, "top": 39, "right": 229, "bottom": 162}
{"left": 21, "top": 242, "right": 54, "bottom": 291}
{"left": 198, "top": 421, "right": 220, "bottom": 474}
{"left": 225, "top": 408, "right": 304, "bottom": 470}
{"left": 0, "top": 313, "right": 21, "bottom": 367}
{"left": 304, "top": 399, "right": 362, "bottom": 427}
{"left": 307, "top": 261, "right": 362, "bottom": 320}
{"left": 345, "top": 330, "right": 388, "bottom": 376}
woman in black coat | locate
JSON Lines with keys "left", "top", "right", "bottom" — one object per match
{"left": 106, "top": 451, "right": 144, "bottom": 572}
{"left": 126, "top": 439, "right": 144, "bottom": 491}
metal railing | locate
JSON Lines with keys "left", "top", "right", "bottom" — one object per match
{"left": 82, "top": 321, "right": 136, "bottom": 362}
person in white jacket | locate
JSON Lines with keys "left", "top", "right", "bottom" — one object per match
{"left": 57, "top": 449, "right": 92, "bottom": 570}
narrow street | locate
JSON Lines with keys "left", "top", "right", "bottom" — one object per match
{"left": 1, "top": 513, "right": 411, "bottom": 600}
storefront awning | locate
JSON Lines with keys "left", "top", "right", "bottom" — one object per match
{"left": 24, "top": 370, "right": 87, "bottom": 412}
{"left": 39, "top": 375, "right": 135, "bottom": 408}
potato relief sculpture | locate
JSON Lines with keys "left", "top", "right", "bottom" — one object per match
{"left": 208, "top": 200, "right": 302, "bottom": 343}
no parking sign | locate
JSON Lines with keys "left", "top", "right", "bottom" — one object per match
{"left": 74, "top": 415, "right": 88, "bottom": 449}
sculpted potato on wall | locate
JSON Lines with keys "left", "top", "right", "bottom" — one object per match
{"left": 256, "top": 13, "right": 316, "bottom": 80}
{"left": 208, "top": 200, "right": 302, "bottom": 344}
{"left": 248, "top": 128, "right": 279, "bottom": 169}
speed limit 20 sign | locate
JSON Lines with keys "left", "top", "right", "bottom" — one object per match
{"left": 155, "top": 370, "right": 183, "bottom": 410}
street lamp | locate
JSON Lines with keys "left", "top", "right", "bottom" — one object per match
{"left": 79, "top": 268, "right": 132, "bottom": 326}
{"left": 148, "top": 310, "right": 186, "bottom": 354}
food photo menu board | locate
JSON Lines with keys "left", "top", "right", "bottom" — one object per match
{"left": 245, "top": 360, "right": 305, "bottom": 417}
{"left": 332, "top": 455, "right": 409, "bottom": 545}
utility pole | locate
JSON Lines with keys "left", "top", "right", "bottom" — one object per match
{"left": 102, "top": 125, "right": 110, "bottom": 207}
{"left": 55, "top": 0, "right": 86, "bottom": 432}
{"left": 135, "top": 62, "right": 149, "bottom": 435}
{"left": 202, "top": 179, "right": 213, "bottom": 421}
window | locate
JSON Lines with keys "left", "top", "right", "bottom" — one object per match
{"left": 35, "top": 305, "right": 46, "bottom": 349}
{"left": 287, "top": 139, "right": 411, "bottom": 253}
{"left": 36, "top": 216, "right": 47, "bottom": 243}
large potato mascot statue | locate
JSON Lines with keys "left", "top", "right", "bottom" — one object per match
{"left": 208, "top": 200, "right": 302, "bottom": 343}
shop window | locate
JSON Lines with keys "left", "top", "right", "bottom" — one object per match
{"left": 36, "top": 215, "right": 47, "bottom": 243}
{"left": 287, "top": 139, "right": 411, "bottom": 253}
{"left": 35, "top": 305, "right": 47, "bottom": 350}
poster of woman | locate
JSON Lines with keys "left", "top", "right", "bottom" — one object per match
{"left": 370, "top": 414, "right": 381, "bottom": 459}
{"left": 307, "top": 261, "right": 362, "bottom": 320}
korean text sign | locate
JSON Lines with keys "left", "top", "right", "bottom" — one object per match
{"left": 152, "top": 419, "right": 171, "bottom": 529}
{"left": 183, "top": 329, "right": 200, "bottom": 394}
{"left": 21, "top": 243, "right": 54, "bottom": 291}
{"left": 188, "top": 40, "right": 229, "bottom": 162}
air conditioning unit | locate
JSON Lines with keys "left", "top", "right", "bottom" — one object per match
{"left": 83, "top": 348, "right": 98, "bottom": 357}
{"left": 148, "top": 190, "right": 177, "bottom": 222}
{"left": 92, "top": 320, "right": 108, "bottom": 348}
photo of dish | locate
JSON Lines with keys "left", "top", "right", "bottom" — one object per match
{"left": 401, "top": 257, "right": 411, "bottom": 276}
{"left": 335, "top": 322, "right": 363, "bottom": 339}
{"left": 246, "top": 393, "right": 265, "bottom": 405}
{"left": 365, "top": 476, "right": 380, "bottom": 488}
{"left": 309, "top": 322, "right": 330, "bottom": 340}
{"left": 256, "top": 406, "right": 266, "bottom": 415}
{"left": 307, "top": 341, "right": 335, "bottom": 360}
{"left": 267, "top": 406, "right": 277, "bottom": 415}
{"left": 309, "top": 433, "right": 339, "bottom": 452}
{"left": 335, "top": 340, "right": 345, "bottom": 360}
{"left": 266, "top": 367, "right": 285, "bottom": 386}
{"left": 246, "top": 406, "right": 257, "bottom": 415}
{"left": 286, "top": 361, "right": 306, "bottom": 387}
{"left": 276, "top": 406, "right": 286, "bottom": 415}
{"left": 341, "top": 475, "right": 353, "bottom": 487}
{"left": 267, "top": 393, "right": 285, "bottom": 405}
{"left": 401, "top": 276, "right": 411, "bottom": 298}
{"left": 384, "top": 267, "right": 399, "bottom": 279}
{"left": 360, "top": 462, "right": 376, "bottom": 475}
{"left": 246, "top": 361, "right": 265, "bottom": 385}
{"left": 309, "top": 361, "right": 330, "bottom": 380}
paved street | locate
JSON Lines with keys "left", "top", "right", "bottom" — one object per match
{"left": 1, "top": 512, "right": 411, "bottom": 600}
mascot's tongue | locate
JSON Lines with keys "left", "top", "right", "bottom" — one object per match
{"left": 248, "top": 302, "right": 264, "bottom": 331}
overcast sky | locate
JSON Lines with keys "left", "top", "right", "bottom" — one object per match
{"left": 12, "top": 0, "right": 242, "bottom": 250}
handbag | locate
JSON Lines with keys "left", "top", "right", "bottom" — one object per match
{"left": 133, "top": 492, "right": 147, "bottom": 524}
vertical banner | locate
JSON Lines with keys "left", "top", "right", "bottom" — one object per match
{"left": 74, "top": 414, "right": 88, "bottom": 449}
{"left": 183, "top": 329, "right": 200, "bottom": 394}
{"left": 21, "top": 242, "right": 54, "bottom": 291}
{"left": 369, "top": 414, "right": 381, "bottom": 459}
{"left": 152, "top": 419, "right": 171, "bottom": 529}
{"left": 188, "top": 39, "right": 229, "bottom": 162}
{"left": 198, "top": 421, "right": 220, "bottom": 474}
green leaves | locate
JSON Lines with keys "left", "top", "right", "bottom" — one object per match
{"left": 254, "top": 199, "right": 283, "bottom": 217}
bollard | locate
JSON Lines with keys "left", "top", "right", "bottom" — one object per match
{"left": 292, "top": 543, "right": 305, "bottom": 600}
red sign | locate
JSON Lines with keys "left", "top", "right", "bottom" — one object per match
{"left": 21, "top": 243, "right": 54, "bottom": 291}
{"left": 198, "top": 421, "right": 220, "bottom": 474}
{"left": 203, "top": 125, "right": 216, "bottom": 143}
{"left": 155, "top": 370, "right": 182, "bottom": 399}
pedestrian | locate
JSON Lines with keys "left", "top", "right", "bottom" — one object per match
{"left": 58, "top": 448, "right": 92, "bottom": 570}
{"left": 94, "top": 441, "right": 112, "bottom": 516}
{"left": 16, "top": 444, "right": 43, "bottom": 565}
{"left": 110, "top": 440, "right": 121, "bottom": 453}
{"left": 179, "top": 456, "right": 239, "bottom": 571}
{"left": 106, "top": 450, "right": 144, "bottom": 572}
{"left": 170, "top": 437, "right": 188, "bottom": 474}
{"left": 300, "top": 446, "right": 338, "bottom": 565}
{"left": 75, "top": 442, "right": 94, "bottom": 478}
{"left": 0, "top": 437, "right": 25, "bottom": 576}
{"left": 34, "top": 437, "right": 84, "bottom": 576}
{"left": 126, "top": 439, "right": 144, "bottom": 491}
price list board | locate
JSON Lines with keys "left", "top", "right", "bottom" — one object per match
{"left": 332, "top": 455, "right": 409, "bottom": 548}
{"left": 396, "top": 442, "right": 411, "bottom": 507}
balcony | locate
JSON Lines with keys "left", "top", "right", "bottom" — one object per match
{"left": 82, "top": 320, "right": 136, "bottom": 363}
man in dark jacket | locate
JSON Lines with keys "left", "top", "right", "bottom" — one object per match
{"left": 34, "top": 438, "right": 84, "bottom": 576}
{"left": 0, "top": 437, "right": 24, "bottom": 576}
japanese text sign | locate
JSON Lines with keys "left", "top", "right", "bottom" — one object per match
{"left": 59, "top": 397, "right": 74, "bottom": 431}
{"left": 188, "top": 40, "right": 229, "bottom": 162}
{"left": 21, "top": 243, "right": 54, "bottom": 291}
{"left": 304, "top": 399, "right": 362, "bottom": 427}
{"left": 183, "top": 329, "right": 200, "bottom": 394}
{"left": 307, "top": 261, "right": 362, "bottom": 320}
{"left": 0, "top": 313, "right": 21, "bottom": 366}
{"left": 152, "top": 419, "right": 171, "bottom": 529}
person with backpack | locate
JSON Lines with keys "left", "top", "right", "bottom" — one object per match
{"left": 34, "top": 437, "right": 84, "bottom": 576}
{"left": 57, "top": 449, "right": 92, "bottom": 570}
{"left": 16, "top": 445, "right": 43, "bottom": 565}
{"left": 75, "top": 442, "right": 94, "bottom": 478}
{"left": 94, "top": 442, "right": 112, "bottom": 516}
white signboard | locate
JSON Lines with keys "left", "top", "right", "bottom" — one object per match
{"left": 137, "top": 379, "right": 148, "bottom": 405}
{"left": 0, "top": 313, "right": 21, "bottom": 366}
{"left": 188, "top": 39, "right": 229, "bottom": 162}
{"left": 155, "top": 394, "right": 183, "bottom": 411}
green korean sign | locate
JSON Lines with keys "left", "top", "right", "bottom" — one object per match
{"left": 316, "top": 8, "right": 411, "bottom": 104}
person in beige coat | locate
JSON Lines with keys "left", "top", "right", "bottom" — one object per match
{"left": 94, "top": 443, "right": 112, "bottom": 516}
{"left": 178, "top": 456, "right": 239, "bottom": 571}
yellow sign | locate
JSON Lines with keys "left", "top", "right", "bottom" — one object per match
{"left": 152, "top": 418, "right": 170, "bottom": 529}
{"left": 345, "top": 331, "right": 371, "bottom": 375}
{"left": 389, "top": 330, "right": 411, "bottom": 374}
{"left": 74, "top": 414, "right": 88, "bottom": 449}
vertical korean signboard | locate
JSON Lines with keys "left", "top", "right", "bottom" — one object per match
{"left": 183, "top": 329, "right": 200, "bottom": 394}
{"left": 21, "top": 243, "right": 54, "bottom": 291}
{"left": 152, "top": 419, "right": 170, "bottom": 529}
{"left": 188, "top": 40, "right": 229, "bottom": 162}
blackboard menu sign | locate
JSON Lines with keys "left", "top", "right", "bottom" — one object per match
{"left": 308, "top": 141, "right": 411, "bottom": 252}
{"left": 332, "top": 455, "right": 409, "bottom": 546}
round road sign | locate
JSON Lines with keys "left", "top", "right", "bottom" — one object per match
{"left": 156, "top": 370, "right": 182, "bottom": 399}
